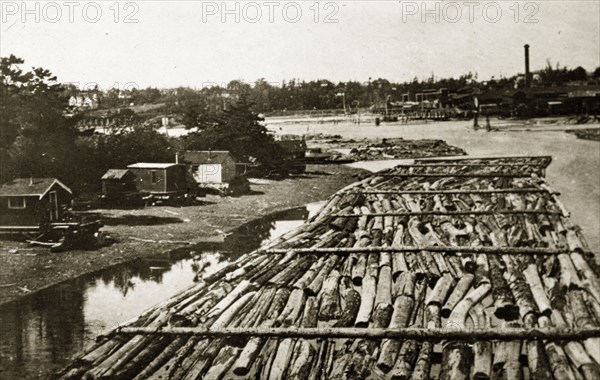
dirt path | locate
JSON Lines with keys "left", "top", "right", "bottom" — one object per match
{"left": 0, "top": 164, "right": 365, "bottom": 305}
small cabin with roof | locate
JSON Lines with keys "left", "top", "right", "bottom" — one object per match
{"left": 101, "top": 169, "right": 137, "bottom": 198}
{"left": 0, "top": 178, "right": 73, "bottom": 229}
{"left": 183, "top": 151, "right": 238, "bottom": 184}
{"left": 127, "top": 163, "right": 187, "bottom": 194}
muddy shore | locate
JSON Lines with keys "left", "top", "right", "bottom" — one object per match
{"left": 0, "top": 164, "right": 366, "bottom": 306}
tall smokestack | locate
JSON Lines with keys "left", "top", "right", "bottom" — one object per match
{"left": 524, "top": 44, "right": 531, "bottom": 88}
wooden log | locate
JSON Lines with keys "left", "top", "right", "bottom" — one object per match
{"left": 440, "top": 341, "right": 470, "bottom": 380}
{"left": 83, "top": 311, "right": 171, "bottom": 379}
{"left": 394, "top": 272, "right": 417, "bottom": 299}
{"left": 441, "top": 274, "right": 474, "bottom": 319}
{"left": 293, "top": 257, "right": 325, "bottom": 290}
{"left": 205, "top": 280, "right": 255, "bottom": 321}
{"left": 355, "top": 274, "right": 377, "bottom": 327}
{"left": 568, "top": 289, "right": 600, "bottom": 365}
{"left": 470, "top": 305, "right": 492, "bottom": 380}
{"left": 270, "top": 255, "right": 315, "bottom": 286}
{"left": 538, "top": 315, "right": 577, "bottom": 379}
{"left": 231, "top": 324, "right": 270, "bottom": 376}
{"left": 334, "top": 277, "right": 361, "bottom": 327}
{"left": 352, "top": 253, "right": 368, "bottom": 286}
{"left": 277, "top": 288, "right": 306, "bottom": 327}
{"left": 376, "top": 294, "right": 415, "bottom": 372}
{"left": 557, "top": 253, "right": 582, "bottom": 290}
{"left": 287, "top": 338, "right": 317, "bottom": 380}
{"left": 200, "top": 345, "right": 241, "bottom": 379}
{"left": 367, "top": 252, "right": 380, "bottom": 278}
{"left": 425, "top": 273, "right": 455, "bottom": 307}
{"left": 268, "top": 338, "right": 296, "bottom": 380}
{"left": 237, "top": 287, "right": 277, "bottom": 330}
{"left": 390, "top": 337, "right": 420, "bottom": 379}
{"left": 318, "top": 270, "right": 342, "bottom": 320}
{"left": 447, "top": 282, "right": 491, "bottom": 329}
{"left": 492, "top": 322, "right": 523, "bottom": 380}
{"left": 502, "top": 255, "right": 537, "bottom": 320}
{"left": 564, "top": 342, "right": 600, "bottom": 380}
{"left": 523, "top": 314, "right": 552, "bottom": 380}
{"left": 489, "top": 255, "right": 519, "bottom": 321}
{"left": 375, "top": 265, "right": 393, "bottom": 307}
{"left": 523, "top": 263, "right": 552, "bottom": 317}
{"left": 305, "top": 255, "right": 340, "bottom": 296}
{"left": 570, "top": 252, "right": 600, "bottom": 304}
{"left": 474, "top": 253, "right": 490, "bottom": 286}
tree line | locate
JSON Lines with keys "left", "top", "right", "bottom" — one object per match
{"left": 85, "top": 64, "right": 599, "bottom": 114}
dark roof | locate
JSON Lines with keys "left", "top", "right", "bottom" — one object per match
{"left": 276, "top": 140, "right": 307, "bottom": 152}
{"left": 0, "top": 178, "right": 72, "bottom": 198}
{"left": 183, "top": 151, "right": 235, "bottom": 165}
{"left": 102, "top": 169, "right": 132, "bottom": 180}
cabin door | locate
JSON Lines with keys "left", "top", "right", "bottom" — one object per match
{"left": 49, "top": 191, "right": 59, "bottom": 221}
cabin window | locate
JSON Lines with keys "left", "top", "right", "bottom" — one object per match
{"left": 8, "top": 197, "right": 26, "bottom": 209}
{"left": 151, "top": 170, "right": 158, "bottom": 184}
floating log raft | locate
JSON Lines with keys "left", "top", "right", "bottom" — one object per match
{"left": 59, "top": 155, "right": 600, "bottom": 380}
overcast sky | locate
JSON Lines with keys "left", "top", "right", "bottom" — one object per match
{"left": 1, "top": 1, "right": 598, "bottom": 89}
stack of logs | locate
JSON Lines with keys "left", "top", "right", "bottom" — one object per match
{"left": 59, "top": 155, "right": 600, "bottom": 380}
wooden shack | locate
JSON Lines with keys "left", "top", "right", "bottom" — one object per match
{"left": 183, "top": 151, "right": 238, "bottom": 184}
{"left": 182, "top": 151, "right": 249, "bottom": 195}
{"left": 101, "top": 169, "right": 136, "bottom": 199}
{"left": 127, "top": 163, "right": 187, "bottom": 195}
{"left": 0, "top": 178, "right": 73, "bottom": 230}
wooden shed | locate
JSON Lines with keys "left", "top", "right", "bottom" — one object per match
{"left": 183, "top": 151, "right": 238, "bottom": 184}
{"left": 101, "top": 169, "right": 136, "bottom": 198}
{"left": 0, "top": 178, "right": 73, "bottom": 230}
{"left": 127, "top": 163, "right": 187, "bottom": 195}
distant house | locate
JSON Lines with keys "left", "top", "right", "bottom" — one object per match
{"left": 0, "top": 178, "right": 72, "bottom": 229}
{"left": 68, "top": 93, "right": 99, "bottom": 110}
{"left": 101, "top": 169, "right": 136, "bottom": 199}
{"left": 127, "top": 163, "right": 187, "bottom": 195}
{"left": 183, "top": 151, "right": 238, "bottom": 184}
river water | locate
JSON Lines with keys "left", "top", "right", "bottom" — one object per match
{"left": 0, "top": 203, "right": 323, "bottom": 380}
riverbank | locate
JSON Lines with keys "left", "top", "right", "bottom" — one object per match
{"left": 0, "top": 164, "right": 366, "bottom": 306}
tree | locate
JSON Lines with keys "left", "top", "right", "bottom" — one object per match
{"left": 1, "top": 55, "right": 79, "bottom": 184}
{"left": 185, "top": 96, "right": 284, "bottom": 165}
{"left": 569, "top": 66, "right": 588, "bottom": 81}
{"left": 594, "top": 67, "right": 600, "bottom": 78}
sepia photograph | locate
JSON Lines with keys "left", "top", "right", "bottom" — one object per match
{"left": 1, "top": 1, "right": 599, "bottom": 379}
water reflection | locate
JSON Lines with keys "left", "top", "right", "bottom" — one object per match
{"left": 0, "top": 202, "right": 322, "bottom": 380}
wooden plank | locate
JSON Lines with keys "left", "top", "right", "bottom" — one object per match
{"left": 341, "top": 188, "right": 551, "bottom": 195}
{"left": 259, "top": 246, "right": 568, "bottom": 256}
{"left": 116, "top": 326, "right": 600, "bottom": 342}
{"left": 378, "top": 173, "right": 538, "bottom": 178}
{"left": 403, "top": 163, "right": 547, "bottom": 168}
{"left": 333, "top": 210, "right": 561, "bottom": 217}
